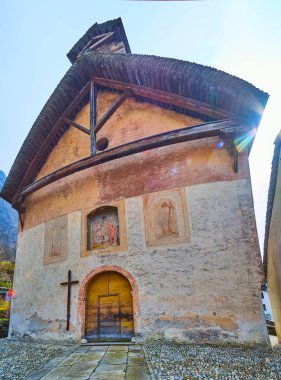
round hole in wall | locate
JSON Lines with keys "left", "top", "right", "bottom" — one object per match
{"left": 96, "top": 137, "right": 109, "bottom": 151}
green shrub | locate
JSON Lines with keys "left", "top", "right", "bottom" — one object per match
{"left": 0, "top": 299, "right": 10, "bottom": 318}
{"left": 0, "top": 262, "right": 14, "bottom": 288}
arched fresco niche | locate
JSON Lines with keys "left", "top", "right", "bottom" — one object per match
{"left": 87, "top": 206, "right": 120, "bottom": 250}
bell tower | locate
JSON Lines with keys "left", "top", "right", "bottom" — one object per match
{"left": 67, "top": 18, "right": 131, "bottom": 64}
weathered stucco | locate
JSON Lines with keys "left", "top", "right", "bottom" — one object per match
{"left": 10, "top": 180, "right": 268, "bottom": 345}
{"left": 21, "top": 94, "right": 248, "bottom": 233}
{"left": 35, "top": 92, "right": 203, "bottom": 180}
{"left": 267, "top": 149, "right": 281, "bottom": 342}
{"left": 10, "top": 92, "right": 268, "bottom": 345}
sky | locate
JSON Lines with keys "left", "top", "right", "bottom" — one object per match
{"left": 0, "top": 0, "right": 280, "bottom": 251}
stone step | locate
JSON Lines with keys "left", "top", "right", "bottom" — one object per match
{"left": 81, "top": 341, "right": 135, "bottom": 346}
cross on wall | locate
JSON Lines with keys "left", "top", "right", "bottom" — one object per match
{"left": 60, "top": 270, "right": 79, "bottom": 331}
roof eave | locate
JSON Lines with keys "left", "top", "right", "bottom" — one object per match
{"left": 1, "top": 53, "right": 269, "bottom": 205}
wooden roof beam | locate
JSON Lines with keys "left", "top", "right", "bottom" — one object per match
{"left": 88, "top": 31, "right": 114, "bottom": 51}
{"left": 93, "top": 76, "right": 241, "bottom": 122}
{"left": 14, "top": 119, "right": 243, "bottom": 207}
{"left": 63, "top": 118, "right": 90, "bottom": 135}
{"left": 90, "top": 80, "right": 97, "bottom": 155}
{"left": 13, "top": 81, "right": 91, "bottom": 202}
{"left": 94, "top": 89, "right": 130, "bottom": 134}
{"left": 77, "top": 32, "right": 114, "bottom": 58}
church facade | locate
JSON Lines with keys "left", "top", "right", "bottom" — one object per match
{"left": 1, "top": 18, "right": 270, "bottom": 345}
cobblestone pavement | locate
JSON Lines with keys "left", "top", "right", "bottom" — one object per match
{"left": 0, "top": 339, "right": 71, "bottom": 380}
{"left": 145, "top": 343, "right": 281, "bottom": 380}
{"left": 26, "top": 345, "right": 152, "bottom": 380}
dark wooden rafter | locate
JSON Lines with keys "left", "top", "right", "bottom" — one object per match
{"left": 90, "top": 84, "right": 130, "bottom": 154}
{"left": 14, "top": 119, "right": 245, "bottom": 207}
{"left": 93, "top": 77, "right": 241, "bottom": 122}
{"left": 90, "top": 80, "right": 97, "bottom": 155}
{"left": 77, "top": 32, "right": 114, "bottom": 58}
{"left": 219, "top": 128, "right": 239, "bottom": 174}
{"left": 234, "top": 147, "right": 239, "bottom": 173}
{"left": 77, "top": 32, "right": 115, "bottom": 59}
{"left": 64, "top": 89, "right": 130, "bottom": 139}
{"left": 13, "top": 82, "right": 91, "bottom": 205}
{"left": 88, "top": 31, "right": 114, "bottom": 51}
{"left": 63, "top": 118, "right": 90, "bottom": 135}
{"left": 18, "top": 212, "right": 24, "bottom": 229}
{"left": 94, "top": 89, "right": 130, "bottom": 134}
{"left": 13, "top": 75, "right": 245, "bottom": 209}
{"left": 13, "top": 80, "right": 129, "bottom": 204}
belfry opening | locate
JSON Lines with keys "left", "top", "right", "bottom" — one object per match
{"left": 85, "top": 271, "right": 134, "bottom": 342}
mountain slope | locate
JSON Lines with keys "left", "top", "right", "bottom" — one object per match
{"left": 0, "top": 171, "right": 18, "bottom": 262}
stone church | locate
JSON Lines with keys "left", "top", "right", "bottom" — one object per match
{"left": 1, "top": 18, "right": 270, "bottom": 345}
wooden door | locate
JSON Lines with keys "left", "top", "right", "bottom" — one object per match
{"left": 98, "top": 295, "right": 120, "bottom": 339}
{"left": 85, "top": 271, "right": 134, "bottom": 341}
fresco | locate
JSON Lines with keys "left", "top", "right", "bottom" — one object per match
{"left": 157, "top": 200, "right": 179, "bottom": 238}
{"left": 87, "top": 207, "right": 120, "bottom": 250}
{"left": 44, "top": 214, "right": 68, "bottom": 264}
{"left": 143, "top": 189, "right": 189, "bottom": 246}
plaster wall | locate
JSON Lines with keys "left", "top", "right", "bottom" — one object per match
{"left": 10, "top": 93, "right": 267, "bottom": 344}
{"left": 35, "top": 92, "right": 203, "bottom": 180}
{"left": 21, "top": 92, "right": 248, "bottom": 232}
{"left": 10, "top": 179, "right": 268, "bottom": 345}
{"left": 267, "top": 149, "right": 281, "bottom": 341}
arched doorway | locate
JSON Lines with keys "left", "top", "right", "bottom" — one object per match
{"left": 85, "top": 271, "right": 134, "bottom": 341}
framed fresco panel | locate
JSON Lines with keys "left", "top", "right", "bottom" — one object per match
{"left": 81, "top": 200, "right": 127, "bottom": 256}
{"left": 143, "top": 188, "right": 189, "bottom": 247}
{"left": 44, "top": 214, "right": 68, "bottom": 265}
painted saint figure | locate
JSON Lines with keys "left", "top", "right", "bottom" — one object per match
{"left": 106, "top": 218, "right": 118, "bottom": 245}
{"left": 158, "top": 200, "right": 179, "bottom": 237}
{"left": 88, "top": 206, "right": 120, "bottom": 249}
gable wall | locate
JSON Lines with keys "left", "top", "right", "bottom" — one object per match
{"left": 9, "top": 92, "right": 268, "bottom": 345}
{"left": 36, "top": 91, "right": 203, "bottom": 180}
{"left": 25, "top": 92, "right": 247, "bottom": 231}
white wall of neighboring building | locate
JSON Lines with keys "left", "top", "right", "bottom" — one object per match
{"left": 262, "top": 287, "right": 274, "bottom": 321}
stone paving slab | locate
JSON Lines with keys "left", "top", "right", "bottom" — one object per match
{"left": 26, "top": 367, "right": 54, "bottom": 380}
{"left": 126, "top": 366, "right": 152, "bottom": 380}
{"left": 101, "top": 356, "right": 127, "bottom": 365}
{"left": 94, "top": 363, "right": 126, "bottom": 372}
{"left": 40, "top": 366, "right": 72, "bottom": 380}
{"left": 128, "top": 351, "right": 145, "bottom": 358}
{"left": 128, "top": 356, "right": 147, "bottom": 366}
{"left": 27, "top": 344, "right": 152, "bottom": 380}
{"left": 88, "top": 346, "right": 108, "bottom": 352}
{"left": 107, "top": 346, "right": 128, "bottom": 352}
{"left": 76, "top": 353, "right": 105, "bottom": 362}
{"left": 89, "top": 372, "right": 125, "bottom": 380}
{"left": 58, "top": 353, "right": 85, "bottom": 367}
{"left": 129, "top": 345, "right": 142, "bottom": 351}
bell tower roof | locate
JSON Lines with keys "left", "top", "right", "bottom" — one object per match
{"left": 67, "top": 18, "right": 131, "bottom": 64}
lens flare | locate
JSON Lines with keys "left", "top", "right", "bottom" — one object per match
{"left": 170, "top": 167, "right": 178, "bottom": 174}
{"left": 217, "top": 141, "right": 224, "bottom": 149}
{"left": 234, "top": 129, "right": 257, "bottom": 153}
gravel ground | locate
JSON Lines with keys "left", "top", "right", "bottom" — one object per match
{"left": 145, "top": 343, "right": 281, "bottom": 380}
{"left": 0, "top": 338, "right": 74, "bottom": 380}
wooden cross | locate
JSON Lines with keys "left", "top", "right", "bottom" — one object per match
{"left": 60, "top": 270, "right": 79, "bottom": 330}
